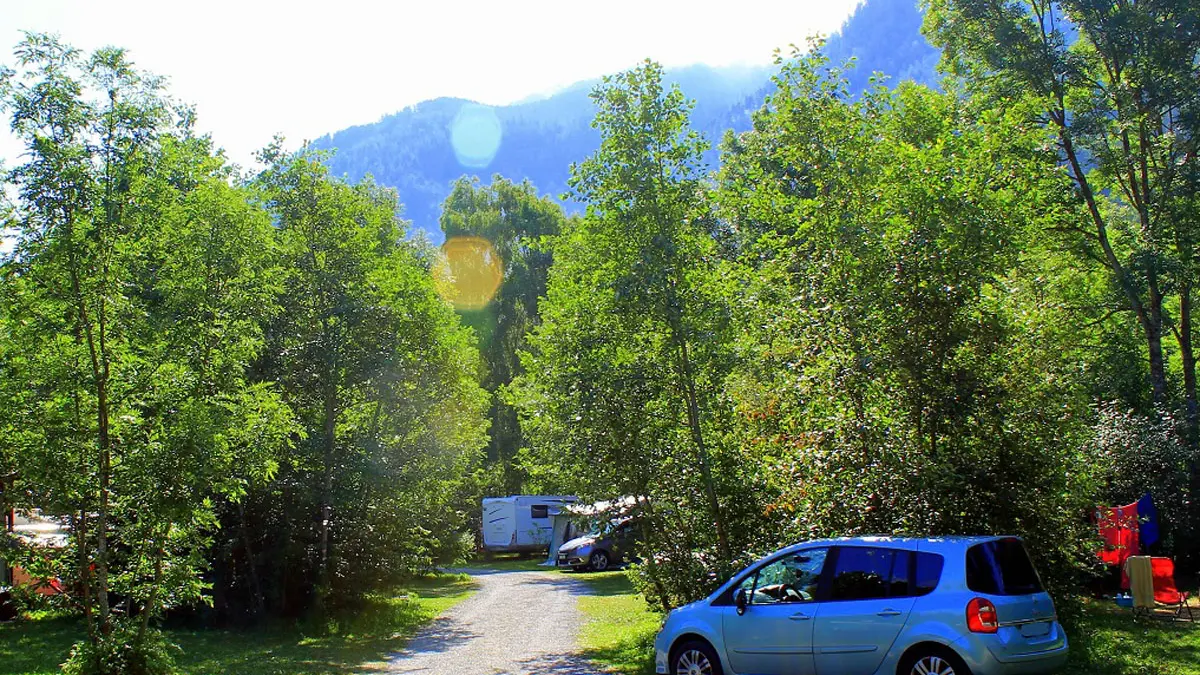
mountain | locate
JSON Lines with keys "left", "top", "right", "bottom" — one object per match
{"left": 310, "top": 0, "right": 938, "bottom": 243}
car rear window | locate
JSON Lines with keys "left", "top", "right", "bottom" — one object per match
{"left": 966, "top": 539, "right": 1044, "bottom": 596}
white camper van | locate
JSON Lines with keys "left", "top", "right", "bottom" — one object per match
{"left": 481, "top": 495, "right": 577, "bottom": 553}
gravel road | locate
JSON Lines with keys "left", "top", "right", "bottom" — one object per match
{"left": 386, "top": 568, "right": 599, "bottom": 675}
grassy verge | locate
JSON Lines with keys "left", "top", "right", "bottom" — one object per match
{"left": 574, "top": 571, "right": 661, "bottom": 675}
{"left": 0, "top": 574, "right": 476, "bottom": 675}
{"left": 1063, "top": 598, "right": 1200, "bottom": 675}
{"left": 459, "top": 552, "right": 550, "bottom": 572}
{"left": 572, "top": 577, "right": 1200, "bottom": 675}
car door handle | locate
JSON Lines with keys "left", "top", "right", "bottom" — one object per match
{"left": 788, "top": 612, "right": 811, "bottom": 621}
{"left": 877, "top": 609, "right": 903, "bottom": 617}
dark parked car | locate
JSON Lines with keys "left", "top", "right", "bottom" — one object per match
{"left": 556, "top": 517, "right": 640, "bottom": 572}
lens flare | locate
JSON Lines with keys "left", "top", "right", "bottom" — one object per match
{"left": 450, "top": 103, "right": 503, "bottom": 168}
{"left": 437, "top": 236, "right": 503, "bottom": 310}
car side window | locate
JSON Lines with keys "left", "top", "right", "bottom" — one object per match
{"left": 741, "top": 548, "right": 828, "bottom": 605}
{"left": 914, "top": 552, "right": 944, "bottom": 595}
{"left": 829, "top": 547, "right": 895, "bottom": 601}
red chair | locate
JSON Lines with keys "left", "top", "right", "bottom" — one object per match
{"left": 1151, "top": 557, "right": 1194, "bottom": 622}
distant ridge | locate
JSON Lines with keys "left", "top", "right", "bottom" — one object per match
{"left": 310, "top": 0, "right": 937, "bottom": 243}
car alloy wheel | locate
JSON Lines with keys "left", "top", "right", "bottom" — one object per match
{"left": 589, "top": 551, "right": 609, "bottom": 571}
{"left": 675, "top": 648, "right": 713, "bottom": 675}
{"left": 910, "top": 655, "right": 957, "bottom": 675}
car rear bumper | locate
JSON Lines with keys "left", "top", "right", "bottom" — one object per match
{"left": 951, "top": 632, "right": 1069, "bottom": 674}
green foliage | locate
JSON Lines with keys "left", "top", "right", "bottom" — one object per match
{"left": 925, "top": 0, "right": 1200, "bottom": 567}
{"left": 925, "top": 0, "right": 1200, "bottom": 413}
{"left": 1092, "top": 404, "right": 1199, "bottom": 560}
{"left": 0, "top": 34, "right": 295, "bottom": 651}
{"left": 220, "top": 146, "right": 489, "bottom": 615}
{"left": 514, "top": 60, "right": 764, "bottom": 607}
{"left": 61, "top": 624, "right": 180, "bottom": 675}
{"left": 718, "top": 48, "right": 1100, "bottom": 605}
{"left": 439, "top": 176, "right": 566, "bottom": 494}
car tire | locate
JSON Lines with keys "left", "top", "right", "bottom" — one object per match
{"left": 899, "top": 646, "right": 972, "bottom": 675}
{"left": 588, "top": 550, "right": 610, "bottom": 572}
{"left": 671, "top": 639, "right": 722, "bottom": 675}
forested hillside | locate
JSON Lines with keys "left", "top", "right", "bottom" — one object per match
{"left": 312, "top": 0, "right": 938, "bottom": 242}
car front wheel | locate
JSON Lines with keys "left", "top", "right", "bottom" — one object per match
{"left": 588, "top": 550, "right": 610, "bottom": 571}
{"left": 672, "top": 640, "right": 722, "bottom": 675}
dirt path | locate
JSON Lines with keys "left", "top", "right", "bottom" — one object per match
{"left": 385, "top": 568, "right": 598, "bottom": 675}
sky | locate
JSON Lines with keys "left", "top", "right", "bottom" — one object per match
{"left": 0, "top": 0, "right": 860, "bottom": 168}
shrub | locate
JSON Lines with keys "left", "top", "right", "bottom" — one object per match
{"left": 61, "top": 623, "right": 181, "bottom": 675}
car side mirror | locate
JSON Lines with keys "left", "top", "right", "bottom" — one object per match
{"left": 735, "top": 588, "right": 748, "bottom": 615}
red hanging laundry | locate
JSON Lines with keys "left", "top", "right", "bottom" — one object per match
{"left": 1097, "top": 501, "right": 1140, "bottom": 588}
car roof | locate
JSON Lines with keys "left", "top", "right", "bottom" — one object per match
{"left": 706, "top": 535, "right": 1024, "bottom": 602}
{"left": 773, "top": 535, "right": 1018, "bottom": 556}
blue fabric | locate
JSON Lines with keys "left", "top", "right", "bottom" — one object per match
{"left": 1137, "top": 492, "right": 1159, "bottom": 547}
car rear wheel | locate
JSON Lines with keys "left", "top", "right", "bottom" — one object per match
{"left": 588, "top": 550, "right": 610, "bottom": 571}
{"left": 900, "top": 647, "right": 971, "bottom": 675}
{"left": 672, "top": 640, "right": 722, "bottom": 675}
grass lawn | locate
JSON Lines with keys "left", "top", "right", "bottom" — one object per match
{"left": 0, "top": 574, "right": 476, "bottom": 675}
{"left": 458, "top": 552, "right": 550, "bottom": 572}
{"left": 574, "top": 570, "right": 661, "bottom": 675}
{"left": 572, "top": 576, "right": 1200, "bottom": 675}
{"left": 1062, "top": 599, "right": 1200, "bottom": 675}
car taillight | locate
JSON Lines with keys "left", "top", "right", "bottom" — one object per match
{"left": 967, "top": 597, "right": 998, "bottom": 633}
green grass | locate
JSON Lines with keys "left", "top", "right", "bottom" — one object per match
{"left": 1062, "top": 599, "right": 1200, "bottom": 675}
{"left": 575, "top": 571, "right": 661, "bottom": 675}
{"left": 459, "top": 552, "right": 550, "bottom": 572}
{"left": 571, "top": 577, "right": 1200, "bottom": 675}
{"left": 0, "top": 574, "right": 476, "bottom": 675}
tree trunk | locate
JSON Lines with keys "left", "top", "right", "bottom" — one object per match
{"left": 633, "top": 494, "right": 673, "bottom": 613}
{"left": 671, "top": 319, "right": 731, "bottom": 562}
{"left": 238, "top": 501, "right": 265, "bottom": 617}
{"left": 319, "top": 379, "right": 336, "bottom": 590}
{"left": 95, "top": 378, "right": 112, "bottom": 634}
{"left": 137, "top": 541, "right": 165, "bottom": 646}
{"left": 1146, "top": 279, "right": 1169, "bottom": 404}
{"left": 1056, "top": 115, "right": 1167, "bottom": 405}
{"left": 1180, "top": 282, "right": 1198, "bottom": 434}
{"left": 76, "top": 511, "right": 95, "bottom": 641}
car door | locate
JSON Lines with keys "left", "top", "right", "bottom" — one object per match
{"left": 721, "top": 547, "right": 828, "bottom": 675}
{"left": 812, "top": 546, "right": 916, "bottom": 675}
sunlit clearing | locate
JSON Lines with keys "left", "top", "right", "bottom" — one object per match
{"left": 438, "top": 236, "right": 504, "bottom": 310}
{"left": 450, "top": 103, "right": 502, "bottom": 168}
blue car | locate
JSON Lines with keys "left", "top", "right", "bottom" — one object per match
{"left": 654, "top": 536, "right": 1067, "bottom": 675}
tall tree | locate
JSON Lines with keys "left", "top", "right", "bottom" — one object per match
{"left": 515, "top": 62, "right": 750, "bottom": 606}
{"left": 246, "top": 146, "right": 488, "bottom": 612}
{"left": 439, "top": 176, "right": 564, "bottom": 493}
{"left": 718, "top": 48, "right": 1099, "bottom": 602}
{"left": 0, "top": 34, "right": 292, "bottom": 669}
{"left": 924, "top": 0, "right": 1200, "bottom": 420}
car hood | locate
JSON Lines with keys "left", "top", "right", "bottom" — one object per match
{"left": 560, "top": 536, "right": 596, "bottom": 552}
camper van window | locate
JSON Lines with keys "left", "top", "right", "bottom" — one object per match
{"left": 531, "top": 504, "right": 549, "bottom": 519}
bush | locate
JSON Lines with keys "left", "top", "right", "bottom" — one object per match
{"left": 61, "top": 623, "right": 181, "bottom": 675}
{"left": 1092, "top": 404, "right": 1198, "bottom": 566}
